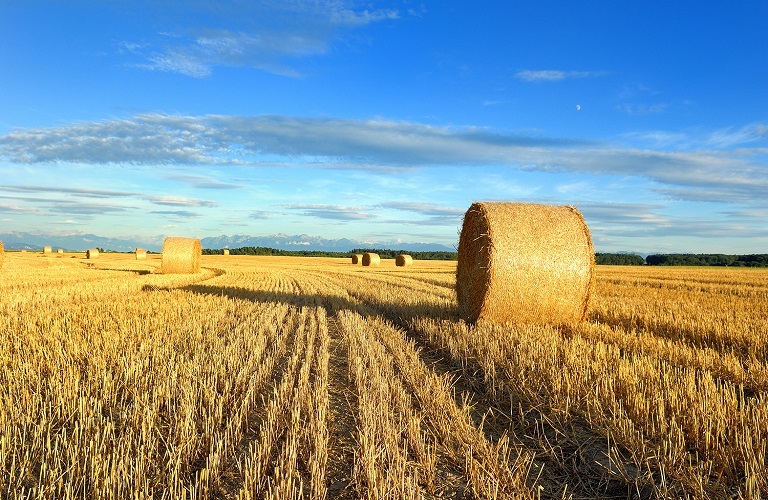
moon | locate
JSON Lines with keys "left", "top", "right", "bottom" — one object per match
{"left": 576, "top": 104, "right": 581, "bottom": 111}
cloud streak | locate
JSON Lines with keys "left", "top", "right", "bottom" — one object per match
{"left": 284, "top": 204, "right": 375, "bottom": 221}
{"left": 515, "top": 69, "right": 607, "bottom": 82}
{"left": 1, "top": 114, "right": 766, "bottom": 208}
{"left": 121, "top": 2, "right": 399, "bottom": 78}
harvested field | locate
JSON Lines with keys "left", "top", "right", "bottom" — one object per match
{"left": 0, "top": 253, "right": 766, "bottom": 499}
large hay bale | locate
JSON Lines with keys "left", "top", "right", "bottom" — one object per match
{"left": 456, "top": 202, "right": 594, "bottom": 325}
{"left": 86, "top": 248, "right": 99, "bottom": 259}
{"left": 351, "top": 254, "right": 363, "bottom": 264}
{"left": 136, "top": 248, "right": 147, "bottom": 260}
{"left": 43, "top": 246, "right": 52, "bottom": 254}
{"left": 222, "top": 249, "right": 230, "bottom": 255}
{"left": 161, "top": 237, "right": 201, "bottom": 274}
{"left": 396, "top": 254, "right": 413, "bottom": 267}
{"left": 362, "top": 252, "right": 380, "bottom": 267}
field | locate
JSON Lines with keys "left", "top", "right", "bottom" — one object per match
{"left": 1, "top": 252, "right": 767, "bottom": 499}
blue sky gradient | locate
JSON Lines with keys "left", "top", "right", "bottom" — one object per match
{"left": 1, "top": 1, "right": 766, "bottom": 252}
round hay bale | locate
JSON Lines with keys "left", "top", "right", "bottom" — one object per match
{"left": 456, "top": 202, "right": 594, "bottom": 325}
{"left": 362, "top": 252, "right": 380, "bottom": 267}
{"left": 57, "top": 248, "right": 64, "bottom": 254}
{"left": 222, "top": 249, "right": 230, "bottom": 255}
{"left": 86, "top": 248, "right": 99, "bottom": 259}
{"left": 161, "top": 237, "right": 201, "bottom": 274}
{"left": 396, "top": 254, "right": 413, "bottom": 267}
{"left": 0, "top": 241, "right": 4, "bottom": 269}
{"left": 43, "top": 246, "right": 52, "bottom": 254}
{"left": 351, "top": 254, "right": 363, "bottom": 264}
{"left": 135, "top": 248, "right": 147, "bottom": 260}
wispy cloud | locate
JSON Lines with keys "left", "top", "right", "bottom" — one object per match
{"left": 615, "top": 103, "right": 667, "bottom": 115}
{"left": 380, "top": 201, "right": 464, "bottom": 216}
{"left": 121, "top": 2, "right": 399, "bottom": 78}
{"left": 166, "top": 174, "right": 244, "bottom": 190}
{"left": 284, "top": 204, "right": 375, "bottom": 221}
{"left": 0, "top": 185, "right": 135, "bottom": 199}
{"left": 149, "top": 210, "right": 202, "bottom": 219}
{"left": 143, "top": 195, "right": 218, "bottom": 207}
{"left": 49, "top": 201, "right": 129, "bottom": 215}
{"left": 1, "top": 114, "right": 766, "bottom": 209}
{"left": 515, "top": 69, "right": 607, "bottom": 82}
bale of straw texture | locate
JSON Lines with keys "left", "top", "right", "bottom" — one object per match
{"left": 456, "top": 202, "right": 594, "bottom": 325}
{"left": 44, "top": 246, "right": 52, "bottom": 254}
{"left": 362, "top": 252, "right": 380, "bottom": 267}
{"left": 161, "top": 237, "right": 201, "bottom": 274}
{"left": 222, "top": 249, "right": 230, "bottom": 255}
{"left": 351, "top": 254, "right": 363, "bottom": 264}
{"left": 0, "top": 241, "right": 4, "bottom": 269}
{"left": 135, "top": 248, "right": 147, "bottom": 260}
{"left": 58, "top": 249, "right": 64, "bottom": 254}
{"left": 396, "top": 254, "right": 413, "bottom": 267}
{"left": 86, "top": 248, "right": 99, "bottom": 259}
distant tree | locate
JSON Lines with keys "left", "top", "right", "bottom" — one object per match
{"left": 595, "top": 253, "right": 645, "bottom": 265}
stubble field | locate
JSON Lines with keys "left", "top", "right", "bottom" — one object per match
{"left": 1, "top": 252, "right": 766, "bottom": 499}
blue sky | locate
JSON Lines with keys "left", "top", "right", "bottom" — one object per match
{"left": 1, "top": 1, "right": 766, "bottom": 253}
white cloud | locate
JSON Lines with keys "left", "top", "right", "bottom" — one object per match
{"left": 143, "top": 195, "right": 218, "bottom": 207}
{"left": 283, "top": 204, "right": 375, "bottom": 221}
{"left": 1, "top": 114, "right": 766, "bottom": 209}
{"left": 515, "top": 69, "right": 607, "bottom": 82}
{"left": 120, "top": 2, "right": 400, "bottom": 78}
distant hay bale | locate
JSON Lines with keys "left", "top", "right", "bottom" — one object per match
{"left": 396, "top": 254, "right": 413, "bottom": 267}
{"left": 44, "top": 246, "right": 52, "bottom": 254}
{"left": 222, "top": 249, "right": 230, "bottom": 255}
{"left": 86, "top": 248, "right": 99, "bottom": 259}
{"left": 351, "top": 254, "right": 363, "bottom": 264}
{"left": 161, "top": 237, "right": 201, "bottom": 274}
{"left": 0, "top": 241, "right": 4, "bottom": 269}
{"left": 135, "top": 248, "right": 147, "bottom": 260}
{"left": 362, "top": 252, "right": 380, "bottom": 267}
{"left": 456, "top": 202, "right": 594, "bottom": 325}
{"left": 57, "top": 249, "right": 64, "bottom": 254}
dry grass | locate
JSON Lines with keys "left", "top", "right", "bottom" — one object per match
{"left": 457, "top": 202, "right": 594, "bottom": 325}
{"left": 161, "top": 237, "right": 201, "bottom": 274}
{"left": 0, "top": 253, "right": 765, "bottom": 498}
{"left": 362, "top": 253, "right": 380, "bottom": 267}
{"left": 396, "top": 254, "right": 413, "bottom": 267}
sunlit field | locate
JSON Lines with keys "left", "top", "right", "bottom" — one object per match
{"left": 1, "top": 252, "right": 766, "bottom": 499}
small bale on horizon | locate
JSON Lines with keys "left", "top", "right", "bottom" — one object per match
{"left": 43, "top": 246, "right": 52, "bottom": 254}
{"left": 86, "top": 248, "right": 100, "bottom": 259}
{"left": 456, "top": 202, "right": 594, "bottom": 325}
{"left": 136, "top": 248, "right": 147, "bottom": 260}
{"left": 362, "top": 252, "right": 380, "bottom": 267}
{"left": 396, "top": 254, "right": 413, "bottom": 267}
{"left": 351, "top": 254, "right": 363, "bottom": 264}
{"left": 222, "top": 249, "right": 230, "bottom": 255}
{"left": 161, "top": 237, "right": 201, "bottom": 274}
{"left": 57, "top": 249, "right": 64, "bottom": 254}
{"left": 0, "top": 241, "right": 4, "bottom": 269}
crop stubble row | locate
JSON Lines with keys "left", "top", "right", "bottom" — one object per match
{"left": 0, "top": 254, "right": 767, "bottom": 498}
